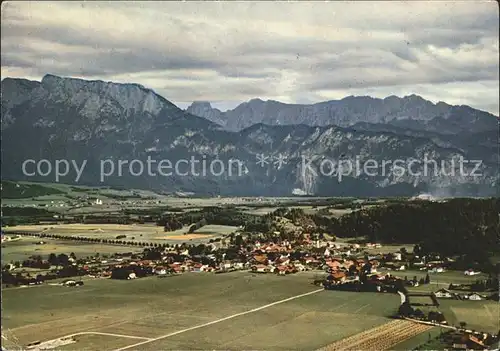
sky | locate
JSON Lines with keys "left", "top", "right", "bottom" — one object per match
{"left": 1, "top": 1, "right": 499, "bottom": 115}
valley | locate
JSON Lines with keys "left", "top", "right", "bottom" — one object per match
{"left": 2, "top": 181, "right": 499, "bottom": 350}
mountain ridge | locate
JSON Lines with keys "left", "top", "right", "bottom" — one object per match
{"left": 186, "top": 95, "right": 498, "bottom": 134}
{"left": 2, "top": 74, "right": 497, "bottom": 197}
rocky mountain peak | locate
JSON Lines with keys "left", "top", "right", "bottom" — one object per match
{"left": 39, "top": 74, "right": 168, "bottom": 116}
{"left": 248, "top": 98, "right": 265, "bottom": 103}
{"left": 186, "top": 101, "right": 224, "bottom": 126}
{"left": 188, "top": 101, "right": 215, "bottom": 111}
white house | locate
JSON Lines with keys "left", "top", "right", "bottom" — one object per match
{"left": 464, "top": 269, "right": 480, "bottom": 276}
{"left": 435, "top": 288, "right": 453, "bottom": 298}
{"left": 128, "top": 272, "right": 137, "bottom": 279}
{"left": 155, "top": 268, "right": 167, "bottom": 275}
{"left": 221, "top": 261, "right": 233, "bottom": 269}
{"left": 234, "top": 262, "right": 245, "bottom": 269}
{"left": 468, "top": 293, "right": 483, "bottom": 301}
{"left": 393, "top": 253, "right": 402, "bottom": 261}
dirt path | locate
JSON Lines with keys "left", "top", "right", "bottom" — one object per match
{"left": 112, "top": 288, "right": 324, "bottom": 351}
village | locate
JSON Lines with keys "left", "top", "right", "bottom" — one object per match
{"left": 3, "top": 229, "right": 498, "bottom": 300}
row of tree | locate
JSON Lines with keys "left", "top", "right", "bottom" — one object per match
{"left": 8, "top": 232, "right": 170, "bottom": 248}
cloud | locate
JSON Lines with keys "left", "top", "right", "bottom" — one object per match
{"left": 1, "top": 1, "right": 498, "bottom": 115}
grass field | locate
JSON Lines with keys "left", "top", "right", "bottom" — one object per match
{"left": 3, "top": 272, "right": 400, "bottom": 350}
{"left": 1, "top": 237, "right": 143, "bottom": 263}
{"left": 191, "top": 224, "right": 238, "bottom": 235}
{"left": 3, "top": 223, "right": 238, "bottom": 244}
{"left": 438, "top": 300, "right": 499, "bottom": 333}
{"left": 6, "top": 223, "right": 162, "bottom": 236}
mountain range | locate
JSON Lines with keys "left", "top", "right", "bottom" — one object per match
{"left": 186, "top": 97, "right": 497, "bottom": 134}
{"left": 1, "top": 74, "right": 498, "bottom": 197}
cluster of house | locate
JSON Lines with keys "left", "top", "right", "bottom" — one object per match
{"left": 365, "top": 243, "right": 383, "bottom": 248}
{"left": 451, "top": 333, "right": 496, "bottom": 351}
{"left": 247, "top": 241, "right": 418, "bottom": 289}
{"left": 5, "top": 227, "right": 485, "bottom": 295}
{"left": 437, "top": 328, "right": 500, "bottom": 351}
{"left": 84, "top": 256, "right": 246, "bottom": 280}
{"left": 75, "top": 239, "right": 390, "bottom": 280}
{"left": 250, "top": 240, "right": 302, "bottom": 275}
{"left": 248, "top": 240, "right": 389, "bottom": 278}
{"left": 434, "top": 288, "right": 497, "bottom": 301}
{"left": 134, "top": 259, "right": 224, "bottom": 275}
{"left": 0, "top": 234, "right": 432, "bottom": 285}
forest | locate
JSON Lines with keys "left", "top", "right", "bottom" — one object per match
{"left": 336, "top": 198, "right": 499, "bottom": 263}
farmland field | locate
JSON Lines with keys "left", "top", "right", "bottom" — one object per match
{"left": 5, "top": 223, "right": 162, "bottom": 237}
{"left": 438, "top": 300, "right": 499, "bottom": 333}
{"left": 3, "top": 223, "right": 238, "bottom": 244}
{"left": 3, "top": 272, "right": 400, "bottom": 350}
{"left": 1, "top": 237, "right": 142, "bottom": 263}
